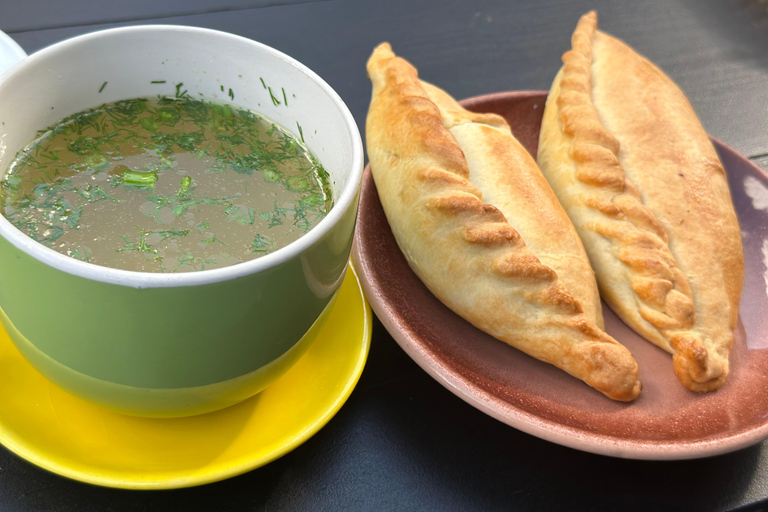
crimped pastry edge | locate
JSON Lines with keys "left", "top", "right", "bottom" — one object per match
{"left": 540, "top": 11, "right": 737, "bottom": 392}
{"left": 366, "top": 42, "right": 641, "bottom": 401}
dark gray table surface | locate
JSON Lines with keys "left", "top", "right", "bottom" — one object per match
{"left": 2, "top": 1, "right": 768, "bottom": 510}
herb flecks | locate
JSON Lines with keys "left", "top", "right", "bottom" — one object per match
{"left": 268, "top": 87, "right": 281, "bottom": 106}
{"left": 174, "top": 252, "right": 216, "bottom": 272}
{"left": 251, "top": 233, "right": 276, "bottom": 254}
{"left": 1, "top": 94, "right": 333, "bottom": 273}
{"left": 119, "top": 227, "right": 189, "bottom": 255}
{"left": 175, "top": 82, "right": 188, "bottom": 99}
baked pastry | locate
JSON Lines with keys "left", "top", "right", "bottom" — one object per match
{"left": 537, "top": 12, "right": 744, "bottom": 392}
{"left": 366, "top": 42, "right": 641, "bottom": 401}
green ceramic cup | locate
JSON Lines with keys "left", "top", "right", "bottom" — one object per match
{"left": 0, "top": 26, "right": 363, "bottom": 417}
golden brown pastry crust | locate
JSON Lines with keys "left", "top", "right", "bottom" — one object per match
{"left": 537, "top": 12, "right": 744, "bottom": 392}
{"left": 419, "top": 81, "right": 604, "bottom": 327}
{"left": 366, "top": 42, "right": 641, "bottom": 401}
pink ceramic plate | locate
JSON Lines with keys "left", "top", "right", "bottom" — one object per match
{"left": 353, "top": 90, "right": 768, "bottom": 460}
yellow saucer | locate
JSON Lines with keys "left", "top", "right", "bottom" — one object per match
{"left": 0, "top": 265, "right": 371, "bottom": 489}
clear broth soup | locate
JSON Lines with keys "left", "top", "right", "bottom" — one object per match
{"left": 0, "top": 95, "right": 333, "bottom": 273}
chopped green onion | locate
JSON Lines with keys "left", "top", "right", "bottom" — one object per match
{"left": 302, "top": 193, "right": 325, "bottom": 207}
{"left": 140, "top": 118, "right": 158, "bottom": 132}
{"left": 178, "top": 176, "right": 192, "bottom": 196}
{"left": 85, "top": 154, "right": 108, "bottom": 169}
{"left": 286, "top": 176, "right": 309, "bottom": 192}
{"left": 263, "top": 169, "right": 280, "bottom": 183}
{"left": 122, "top": 169, "right": 158, "bottom": 187}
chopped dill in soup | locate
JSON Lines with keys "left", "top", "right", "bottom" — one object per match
{"left": 0, "top": 95, "right": 333, "bottom": 272}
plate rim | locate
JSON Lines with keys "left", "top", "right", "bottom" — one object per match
{"left": 353, "top": 89, "right": 768, "bottom": 460}
{"left": 0, "top": 263, "right": 372, "bottom": 489}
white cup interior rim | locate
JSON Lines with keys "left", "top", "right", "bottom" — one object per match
{"left": 0, "top": 25, "right": 364, "bottom": 288}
